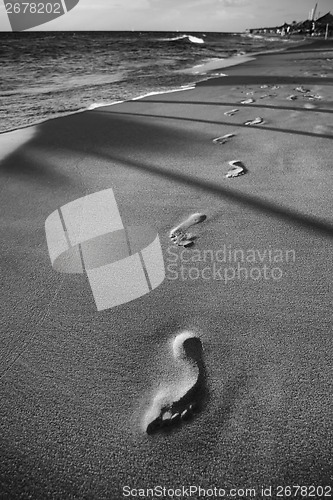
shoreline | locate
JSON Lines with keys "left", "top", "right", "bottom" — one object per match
{"left": 0, "top": 56, "right": 251, "bottom": 137}
{"left": 0, "top": 36, "right": 320, "bottom": 138}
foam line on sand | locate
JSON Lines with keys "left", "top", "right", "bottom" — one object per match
{"left": 181, "top": 55, "right": 256, "bottom": 75}
{"left": 85, "top": 86, "right": 196, "bottom": 112}
{"left": 130, "top": 86, "right": 196, "bottom": 101}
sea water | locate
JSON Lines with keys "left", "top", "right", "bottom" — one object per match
{"left": 0, "top": 31, "right": 300, "bottom": 134}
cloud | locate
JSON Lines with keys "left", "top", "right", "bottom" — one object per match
{"left": 148, "top": 0, "right": 248, "bottom": 7}
{"left": 8, "top": 0, "right": 254, "bottom": 31}
{"left": 145, "top": 0, "right": 251, "bottom": 19}
{"left": 115, "top": 0, "right": 150, "bottom": 10}
{"left": 218, "top": 0, "right": 249, "bottom": 5}
{"left": 78, "top": 0, "right": 150, "bottom": 11}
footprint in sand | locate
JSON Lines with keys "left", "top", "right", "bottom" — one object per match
{"left": 304, "top": 93, "right": 322, "bottom": 101}
{"left": 226, "top": 160, "right": 247, "bottom": 178}
{"left": 244, "top": 117, "right": 264, "bottom": 126}
{"left": 240, "top": 98, "right": 255, "bottom": 104}
{"left": 295, "top": 86, "right": 310, "bottom": 93}
{"left": 213, "top": 133, "right": 235, "bottom": 145}
{"left": 144, "top": 332, "right": 207, "bottom": 434}
{"left": 170, "top": 213, "right": 206, "bottom": 247}
{"left": 260, "top": 93, "right": 277, "bottom": 99}
{"left": 224, "top": 109, "right": 239, "bottom": 116}
{"left": 260, "top": 85, "right": 279, "bottom": 90}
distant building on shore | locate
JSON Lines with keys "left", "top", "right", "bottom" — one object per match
{"left": 246, "top": 22, "right": 293, "bottom": 36}
{"left": 315, "top": 12, "right": 333, "bottom": 29}
{"left": 247, "top": 11, "right": 332, "bottom": 38}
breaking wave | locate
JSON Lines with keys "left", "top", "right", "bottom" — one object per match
{"left": 161, "top": 34, "right": 205, "bottom": 44}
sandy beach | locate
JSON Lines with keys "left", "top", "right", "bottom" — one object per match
{"left": 1, "top": 40, "right": 333, "bottom": 499}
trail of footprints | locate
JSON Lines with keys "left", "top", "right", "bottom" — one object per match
{"left": 168, "top": 83, "right": 324, "bottom": 249}
{"left": 147, "top": 80, "right": 328, "bottom": 436}
{"left": 152, "top": 83, "right": 328, "bottom": 435}
{"left": 213, "top": 82, "right": 323, "bottom": 179}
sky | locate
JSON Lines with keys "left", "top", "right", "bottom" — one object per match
{"left": 0, "top": 0, "right": 332, "bottom": 32}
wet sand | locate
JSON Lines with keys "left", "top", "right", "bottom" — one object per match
{"left": 1, "top": 40, "right": 333, "bottom": 499}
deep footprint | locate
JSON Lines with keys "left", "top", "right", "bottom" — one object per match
{"left": 226, "top": 160, "right": 248, "bottom": 178}
{"left": 170, "top": 213, "right": 206, "bottom": 247}
{"left": 145, "top": 332, "right": 207, "bottom": 434}
{"left": 170, "top": 230, "right": 195, "bottom": 248}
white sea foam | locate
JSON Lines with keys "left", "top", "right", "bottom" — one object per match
{"left": 130, "top": 86, "right": 196, "bottom": 100}
{"left": 160, "top": 34, "right": 205, "bottom": 44}
{"left": 87, "top": 101, "right": 125, "bottom": 110}
{"left": 86, "top": 86, "right": 196, "bottom": 112}
{"left": 180, "top": 55, "right": 255, "bottom": 75}
{"left": 188, "top": 35, "right": 205, "bottom": 44}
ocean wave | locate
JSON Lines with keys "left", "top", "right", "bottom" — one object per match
{"left": 160, "top": 34, "right": 205, "bottom": 44}
{"left": 0, "top": 31, "right": 289, "bottom": 134}
{"left": 243, "top": 33, "right": 265, "bottom": 39}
